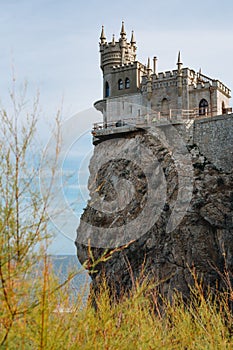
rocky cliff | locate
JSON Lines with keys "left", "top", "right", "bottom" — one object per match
{"left": 76, "top": 117, "right": 233, "bottom": 299}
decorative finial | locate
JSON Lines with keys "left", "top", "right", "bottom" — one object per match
{"left": 177, "top": 51, "right": 183, "bottom": 73}
{"left": 111, "top": 34, "right": 115, "bottom": 46}
{"left": 147, "top": 57, "right": 152, "bottom": 78}
{"left": 131, "top": 30, "right": 136, "bottom": 45}
{"left": 147, "top": 57, "right": 151, "bottom": 69}
{"left": 100, "top": 25, "right": 106, "bottom": 44}
{"left": 177, "top": 51, "right": 182, "bottom": 65}
{"left": 153, "top": 56, "right": 157, "bottom": 74}
{"left": 120, "top": 21, "right": 126, "bottom": 38}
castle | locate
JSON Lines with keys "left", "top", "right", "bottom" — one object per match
{"left": 76, "top": 23, "right": 233, "bottom": 299}
{"left": 93, "top": 22, "right": 231, "bottom": 132}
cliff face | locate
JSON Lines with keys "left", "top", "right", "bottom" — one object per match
{"left": 76, "top": 118, "right": 233, "bottom": 299}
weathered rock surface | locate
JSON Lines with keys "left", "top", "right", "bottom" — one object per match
{"left": 76, "top": 127, "right": 233, "bottom": 299}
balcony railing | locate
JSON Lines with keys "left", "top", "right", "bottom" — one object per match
{"left": 92, "top": 107, "right": 230, "bottom": 133}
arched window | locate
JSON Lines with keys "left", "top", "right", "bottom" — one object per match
{"left": 161, "top": 98, "right": 169, "bottom": 117}
{"left": 199, "top": 99, "right": 208, "bottom": 116}
{"left": 125, "top": 77, "right": 130, "bottom": 89}
{"left": 105, "top": 81, "right": 110, "bottom": 97}
{"left": 118, "top": 79, "right": 123, "bottom": 90}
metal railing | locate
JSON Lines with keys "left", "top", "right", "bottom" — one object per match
{"left": 92, "top": 107, "right": 226, "bottom": 132}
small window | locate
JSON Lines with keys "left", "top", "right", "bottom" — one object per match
{"left": 125, "top": 77, "right": 130, "bottom": 89}
{"left": 161, "top": 98, "right": 169, "bottom": 117}
{"left": 118, "top": 79, "right": 123, "bottom": 90}
{"left": 199, "top": 99, "right": 208, "bottom": 116}
{"left": 105, "top": 81, "right": 110, "bottom": 97}
{"left": 222, "top": 101, "right": 226, "bottom": 114}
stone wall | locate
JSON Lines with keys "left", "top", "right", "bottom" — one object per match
{"left": 193, "top": 114, "right": 233, "bottom": 172}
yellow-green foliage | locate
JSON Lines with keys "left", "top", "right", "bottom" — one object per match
{"left": 1, "top": 83, "right": 233, "bottom": 349}
{"left": 1, "top": 268, "right": 233, "bottom": 350}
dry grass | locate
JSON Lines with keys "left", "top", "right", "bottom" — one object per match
{"left": 1, "top": 82, "right": 232, "bottom": 349}
{"left": 1, "top": 264, "right": 233, "bottom": 350}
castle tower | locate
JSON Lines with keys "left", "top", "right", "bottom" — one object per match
{"left": 100, "top": 22, "right": 137, "bottom": 73}
{"left": 98, "top": 22, "right": 146, "bottom": 100}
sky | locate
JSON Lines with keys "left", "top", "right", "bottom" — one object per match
{"left": 1, "top": 0, "right": 233, "bottom": 254}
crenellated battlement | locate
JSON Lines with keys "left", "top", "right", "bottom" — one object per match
{"left": 212, "top": 80, "right": 231, "bottom": 96}
{"left": 111, "top": 61, "right": 145, "bottom": 71}
{"left": 139, "top": 66, "right": 231, "bottom": 98}
{"left": 99, "top": 22, "right": 137, "bottom": 72}
{"left": 96, "top": 22, "right": 231, "bottom": 119}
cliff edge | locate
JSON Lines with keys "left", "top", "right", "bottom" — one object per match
{"left": 76, "top": 115, "right": 233, "bottom": 299}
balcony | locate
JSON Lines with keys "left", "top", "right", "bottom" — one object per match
{"left": 92, "top": 108, "right": 232, "bottom": 144}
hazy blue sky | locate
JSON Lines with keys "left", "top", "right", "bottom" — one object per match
{"left": 1, "top": 0, "right": 232, "bottom": 254}
{"left": 1, "top": 0, "right": 233, "bottom": 114}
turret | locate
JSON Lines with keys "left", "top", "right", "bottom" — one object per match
{"left": 99, "top": 22, "right": 137, "bottom": 74}
{"left": 97, "top": 22, "right": 144, "bottom": 100}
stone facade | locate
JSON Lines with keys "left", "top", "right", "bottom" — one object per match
{"left": 95, "top": 22, "right": 231, "bottom": 123}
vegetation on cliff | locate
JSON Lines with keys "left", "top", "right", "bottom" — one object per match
{"left": 1, "top": 85, "right": 233, "bottom": 349}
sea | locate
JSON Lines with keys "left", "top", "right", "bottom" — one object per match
{"left": 46, "top": 135, "right": 92, "bottom": 302}
{"left": 50, "top": 255, "right": 91, "bottom": 303}
{"left": 39, "top": 114, "right": 99, "bottom": 300}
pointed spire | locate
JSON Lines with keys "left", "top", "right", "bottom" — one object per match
{"left": 120, "top": 21, "right": 126, "bottom": 38}
{"left": 100, "top": 25, "right": 106, "bottom": 44}
{"left": 198, "top": 68, "right": 202, "bottom": 82}
{"left": 147, "top": 57, "right": 151, "bottom": 69}
{"left": 177, "top": 51, "right": 182, "bottom": 65}
{"left": 177, "top": 51, "right": 183, "bottom": 100}
{"left": 177, "top": 50, "right": 183, "bottom": 73}
{"left": 111, "top": 34, "right": 115, "bottom": 46}
{"left": 120, "top": 21, "right": 126, "bottom": 36}
{"left": 153, "top": 56, "right": 157, "bottom": 74}
{"left": 147, "top": 57, "right": 152, "bottom": 78}
{"left": 131, "top": 30, "right": 136, "bottom": 45}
